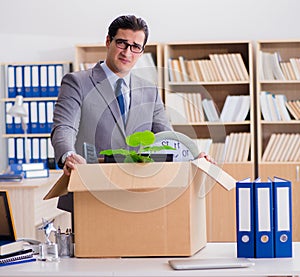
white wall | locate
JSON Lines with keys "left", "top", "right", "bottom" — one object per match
{"left": 0, "top": 0, "right": 299, "bottom": 63}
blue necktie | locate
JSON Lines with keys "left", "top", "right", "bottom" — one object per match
{"left": 115, "top": 78, "right": 125, "bottom": 123}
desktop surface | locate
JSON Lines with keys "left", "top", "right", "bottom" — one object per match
{"left": 0, "top": 242, "right": 299, "bottom": 277}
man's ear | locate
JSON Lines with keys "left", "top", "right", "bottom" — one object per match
{"left": 105, "top": 35, "right": 111, "bottom": 47}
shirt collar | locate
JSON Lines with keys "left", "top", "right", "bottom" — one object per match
{"left": 101, "top": 61, "right": 130, "bottom": 89}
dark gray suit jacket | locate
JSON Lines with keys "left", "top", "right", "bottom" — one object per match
{"left": 51, "top": 62, "right": 172, "bottom": 167}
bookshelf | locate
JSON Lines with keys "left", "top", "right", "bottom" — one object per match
{"left": 74, "top": 43, "right": 164, "bottom": 99}
{"left": 0, "top": 61, "right": 71, "bottom": 172}
{"left": 164, "top": 41, "right": 255, "bottom": 242}
{"left": 256, "top": 40, "right": 300, "bottom": 241}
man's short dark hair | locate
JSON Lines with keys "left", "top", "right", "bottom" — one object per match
{"left": 108, "top": 15, "right": 149, "bottom": 46}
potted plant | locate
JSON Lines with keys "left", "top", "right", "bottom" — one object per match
{"left": 100, "top": 130, "right": 175, "bottom": 163}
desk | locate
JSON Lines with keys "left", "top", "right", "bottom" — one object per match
{"left": 0, "top": 172, "right": 70, "bottom": 239}
{"left": 0, "top": 243, "right": 299, "bottom": 277}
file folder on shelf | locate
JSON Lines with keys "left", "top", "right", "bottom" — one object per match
{"left": 254, "top": 178, "right": 274, "bottom": 258}
{"left": 38, "top": 101, "right": 47, "bottom": 133}
{"left": 273, "top": 177, "right": 292, "bottom": 257}
{"left": 29, "top": 101, "right": 39, "bottom": 133}
{"left": 47, "top": 65, "right": 56, "bottom": 96}
{"left": 5, "top": 102, "right": 14, "bottom": 134}
{"left": 55, "top": 64, "right": 64, "bottom": 96}
{"left": 7, "top": 65, "right": 16, "bottom": 98}
{"left": 7, "top": 138, "right": 16, "bottom": 165}
{"left": 46, "top": 101, "right": 54, "bottom": 133}
{"left": 31, "top": 65, "right": 40, "bottom": 97}
{"left": 23, "top": 65, "right": 32, "bottom": 97}
{"left": 39, "top": 138, "right": 48, "bottom": 166}
{"left": 236, "top": 178, "right": 255, "bottom": 258}
{"left": 31, "top": 138, "right": 40, "bottom": 163}
{"left": 15, "top": 65, "right": 23, "bottom": 96}
{"left": 15, "top": 138, "right": 25, "bottom": 164}
{"left": 39, "top": 65, "right": 48, "bottom": 97}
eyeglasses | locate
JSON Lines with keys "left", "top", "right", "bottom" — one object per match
{"left": 112, "top": 37, "right": 144, "bottom": 54}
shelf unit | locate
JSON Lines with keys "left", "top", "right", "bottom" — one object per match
{"left": 74, "top": 43, "right": 164, "bottom": 99}
{"left": 256, "top": 40, "right": 300, "bottom": 241}
{"left": 0, "top": 61, "right": 71, "bottom": 172}
{"left": 164, "top": 41, "right": 254, "bottom": 242}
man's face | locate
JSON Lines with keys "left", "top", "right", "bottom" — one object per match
{"left": 105, "top": 28, "right": 145, "bottom": 77}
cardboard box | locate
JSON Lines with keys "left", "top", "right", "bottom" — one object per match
{"left": 44, "top": 159, "right": 235, "bottom": 258}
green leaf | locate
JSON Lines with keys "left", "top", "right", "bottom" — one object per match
{"left": 142, "top": 145, "right": 176, "bottom": 153}
{"left": 100, "top": 149, "right": 133, "bottom": 156}
{"left": 126, "top": 130, "right": 155, "bottom": 147}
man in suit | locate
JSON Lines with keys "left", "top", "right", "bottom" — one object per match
{"left": 51, "top": 15, "right": 172, "bottom": 176}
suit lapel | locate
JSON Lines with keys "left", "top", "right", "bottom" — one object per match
{"left": 89, "top": 63, "right": 126, "bottom": 135}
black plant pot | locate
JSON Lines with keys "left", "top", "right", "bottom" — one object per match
{"left": 104, "top": 153, "right": 173, "bottom": 163}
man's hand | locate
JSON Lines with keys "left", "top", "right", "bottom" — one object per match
{"left": 63, "top": 153, "right": 87, "bottom": 176}
{"left": 198, "top": 152, "right": 216, "bottom": 164}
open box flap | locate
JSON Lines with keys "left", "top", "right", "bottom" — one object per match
{"left": 43, "top": 173, "right": 69, "bottom": 200}
{"left": 191, "top": 158, "right": 236, "bottom": 197}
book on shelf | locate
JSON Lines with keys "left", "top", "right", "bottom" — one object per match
{"left": 225, "top": 133, "right": 237, "bottom": 162}
{"left": 220, "top": 95, "right": 250, "bottom": 122}
{"left": 261, "top": 133, "right": 278, "bottom": 162}
{"left": 280, "top": 62, "right": 293, "bottom": 80}
{"left": 290, "top": 58, "right": 300, "bottom": 80}
{"left": 184, "top": 92, "right": 205, "bottom": 123}
{"left": 165, "top": 92, "right": 206, "bottom": 124}
{"left": 168, "top": 53, "right": 248, "bottom": 83}
{"left": 262, "top": 133, "right": 300, "bottom": 162}
{"left": 209, "top": 142, "right": 226, "bottom": 163}
{"left": 178, "top": 56, "right": 189, "bottom": 82}
{"left": 285, "top": 100, "right": 300, "bottom": 120}
{"left": 170, "top": 59, "right": 184, "bottom": 82}
{"left": 268, "top": 133, "right": 287, "bottom": 162}
{"left": 222, "top": 54, "right": 238, "bottom": 81}
{"left": 272, "top": 52, "right": 286, "bottom": 80}
{"left": 259, "top": 51, "right": 285, "bottom": 81}
{"left": 165, "top": 93, "right": 188, "bottom": 124}
{"left": 209, "top": 54, "right": 228, "bottom": 81}
{"left": 193, "top": 60, "right": 205, "bottom": 81}
{"left": 223, "top": 132, "right": 251, "bottom": 162}
{"left": 232, "top": 53, "right": 249, "bottom": 81}
{"left": 185, "top": 60, "right": 197, "bottom": 81}
{"left": 259, "top": 50, "right": 300, "bottom": 81}
{"left": 267, "top": 93, "right": 281, "bottom": 121}
{"left": 282, "top": 134, "right": 299, "bottom": 162}
{"left": 260, "top": 91, "right": 292, "bottom": 121}
{"left": 274, "top": 94, "right": 291, "bottom": 121}
{"left": 202, "top": 98, "right": 220, "bottom": 122}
